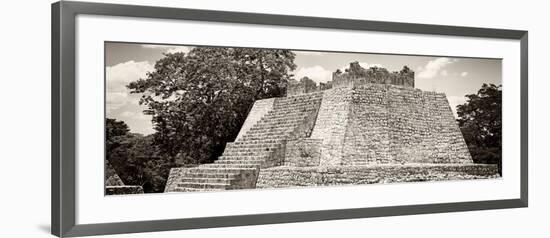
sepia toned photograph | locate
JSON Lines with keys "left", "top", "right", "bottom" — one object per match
{"left": 104, "top": 42, "right": 502, "bottom": 195}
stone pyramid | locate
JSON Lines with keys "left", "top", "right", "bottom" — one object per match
{"left": 165, "top": 62, "right": 499, "bottom": 192}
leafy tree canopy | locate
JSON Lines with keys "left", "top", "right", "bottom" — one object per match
{"left": 106, "top": 118, "right": 172, "bottom": 193}
{"left": 457, "top": 83, "right": 502, "bottom": 174}
{"left": 127, "top": 47, "right": 296, "bottom": 164}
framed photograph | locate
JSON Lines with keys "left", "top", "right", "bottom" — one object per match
{"left": 52, "top": 1, "right": 528, "bottom": 237}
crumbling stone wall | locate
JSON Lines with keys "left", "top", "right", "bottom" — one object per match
{"left": 284, "top": 139, "right": 323, "bottom": 167}
{"left": 105, "top": 161, "right": 125, "bottom": 186}
{"left": 310, "top": 84, "right": 472, "bottom": 166}
{"left": 332, "top": 62, "right": 415, "bottom": 88}
{"left": 287, "top": 77, "right": 319, "bottom": 96}
{"left": 256, "top": 164, "right": 499, "bottom": 188}
{"left": 310, "top": 87, "right": 353, "bottom": 165}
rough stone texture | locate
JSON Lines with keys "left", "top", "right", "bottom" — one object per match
{"left": 235, "top": 98, "right": 275, "bottom": 141}
{"left": 284, "top": 139, "right": 323, "bottom": 167}
{"left": 105, "top": 161, "right": 145, "bottom": 195}
{"left": 164, "top": 63, "right": 498, "bottom": 193}
{"left": 256, "top": 164, "right": 499, "bottom": 188}
{"left": 287, "top": 77, "right": 319, "bottom": 96}
{"left": 105, "top": 161, "right": 125, "bottom": 186}
{"left": 311, "top": 84, "right": 472, "bottom": 166}
{"left": 310, "top": 87, "right": 353, "bottom": 165}
{"left": 332, "top": 62, "right": 415, "bottom": 88}
{"left": 106, "top": 186, "right": 144, "bottom": 195}
{"left": 165, "top": 92, "right": 324, "bottom": 192}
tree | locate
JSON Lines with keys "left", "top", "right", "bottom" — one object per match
{"left": 105, "top": 118, "right": 173, "bottom": 193}
{"left": 127, "top": 47, "right": 296, "bottom": 164}
{"left": 456, "top": 83, "right": 502, "bottom": 174}
{"left": 105, "top": 118, "right": 130, "bottom": 155}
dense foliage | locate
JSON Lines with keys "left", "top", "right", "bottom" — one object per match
{"left": 127, "top": 47, "right": 296, "bottom": 164}
{"left": 456, "top": 83, "right": 502, "bottom": 174}
{"left": 106, "top": 118, "right": 173, "bottom": 193}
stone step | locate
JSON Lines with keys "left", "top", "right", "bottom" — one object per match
{"left": 222, "top": 150, "right": 271, "bottom": 157}
{"left": 225, "top": 142, "right": 279, "bottom": 149}
{"left": 181, "top": 172, "right": 240, "bottom": 179}
{"left": 215, "top": 159, "right": 265, "bottom": 164}
{"left": 201, "top": 163, "right": 260, "bottom": 169}
{"left": 273, "top": 103, "right": 321, "bottom": 108}
{"left": 232, "top": 139, "right": 283, "bottom": 145}
{"left": 170, "top": 187, "right": 224, "bottom": 192}
{"left": 225, "top": 140, "right": 281, "bottom": 147}
{"left": 184, "top": 167, "right": 257, "bottom": 174}
{"left": 247, "top": 124, "right": 298, "bottom": 131}
{"left": 177, "top": 182, "right": 230, "bottom": 189}
{"left": 217, "top": 155, "right": 268, "bottom": 161}
{"left": 251, "top": 122, "right": 302, "bottom": 129}
{"left": 223, "top": 146, "right": 276, "bottom": 153}
{"left": 179, "top": 177, "right": 236, "bottom": 184}
{"left": 275, "top": 96, "right": 323, "bottom": 104}
{"left": 246, "top": 127, "right": 295, "bottom": 136}
{"left": 271, "top": 103, "right": 320, "bottom": 110}
{"left": 241, "top": 134, "right": 288, "bottom": 141}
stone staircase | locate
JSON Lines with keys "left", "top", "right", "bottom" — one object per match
{"left": 166, "top": 92, "right": 324, "bottom": 192}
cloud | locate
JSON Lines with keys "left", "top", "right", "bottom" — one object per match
{"left": 106, "top": 60, "right": 154, "bottom": 113}
{"left": 447, "top": 95, "right": 467, "bottom": 118}
{"left": 417, "top": 57, "right": 456, "bottom": 79}
{"left": 142, "top": 44, "right": 192, "bottom": 54}
{"left": 441, "top": 70, "right": 448, "bottom": 76}
{"left": 293, "top": 65, "right": 333, "bottom": 83}
{"left": 461, "top": 71, "right": 469, "bottom": 77}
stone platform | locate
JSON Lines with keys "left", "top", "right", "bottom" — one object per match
{"left": 165, "top": 63, "right": 500, "bottom": 193}
{"left": 256, "top": 163, "right": 499, "bottom": 189}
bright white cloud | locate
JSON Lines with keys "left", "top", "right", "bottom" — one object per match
{"left": 447, "top": 95, "right": 467, "bottom": 118}
{"left": 106, "top": 60, "right": 154, "bottom": 113}
{"left": 106, "top": 60, "right": 155, "bottom": 134}
{"left": 417, "top": 57, "right": 456, "bottom": 79}
{"left": 461, "top": 71, "right": 469, "bottom": 77}
{"left": 142, "top": 44, "right": 192, "bottom": 54}
{"left": 293, "top": 65, "right": 333, "bottom": 83}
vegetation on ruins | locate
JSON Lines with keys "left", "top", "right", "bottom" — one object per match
{"left": 457, "top": 83, "right": 502, "bottom": 174}
{"left": 127, "top": 47, "right": 296, "bottom": 166}
{"left": 106, "top": 118, "right": 172, "bottom": 193}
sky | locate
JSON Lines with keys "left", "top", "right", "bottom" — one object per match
{"left": 105, "top": 42, "right": 501, "bottom": 135}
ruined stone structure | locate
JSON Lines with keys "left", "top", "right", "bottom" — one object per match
{"left": 105, "top": 161, "right": 144, "bottom": 195}
{"left": 165, "top": 62, "right": 499, "bottom": 192}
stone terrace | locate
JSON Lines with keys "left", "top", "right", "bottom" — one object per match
{"left": 164, "top": 92, "right": 324, "bottom": 192}
{"left": 164, "top": 63, "right": 499, "bottom": 193}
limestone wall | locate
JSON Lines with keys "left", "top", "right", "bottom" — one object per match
{"left": 332, "top": 63, "right": 415, "bottom": 88}
{"left": 310, "top": 84, "right": 472, "bottom": 166}
{"left": 235, "top": 98, "right": 275, "bottom": 141}
{"left": 284, "top": 139, "right": 323, "bottom": 167}
{"left": 342, "top": 84, "right": 392, "bottom": 165}
{"left": 256, "top": 164, "right": 499, "bottom": 188}
{"left": 310, "top": 87, "right": 352, "bottom": 165}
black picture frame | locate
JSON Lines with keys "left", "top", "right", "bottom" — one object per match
{"left": 51, "top": 1, "right": 528, "bottom": 237}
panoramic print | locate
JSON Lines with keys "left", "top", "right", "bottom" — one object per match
{"left": 104, "top": 42, "right": 502, "bottom": 195}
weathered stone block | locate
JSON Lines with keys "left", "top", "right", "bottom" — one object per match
{"left": 256, "top": 164, "right": 499, "bottom": 188}
{"left": 284, "top": 139, "right": 323, "bottom": 167}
